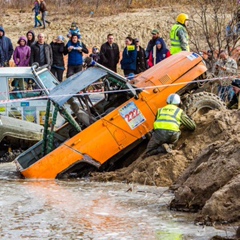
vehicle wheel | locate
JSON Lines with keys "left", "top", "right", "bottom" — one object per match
{"left": 0, "top": 149, "right": 23, "bottom": 163}
{"left": 183, "top": 92, "right": 226, "bottom": 118}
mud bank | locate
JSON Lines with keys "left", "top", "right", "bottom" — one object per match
{"left": 170, "top": 111, "right": 240, "bottom": 225}
{"left": 92, "top": 110, "right": 240, "bottom": 225}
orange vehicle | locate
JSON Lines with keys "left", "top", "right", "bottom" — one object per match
{"left": 14, "top": 52, "right": 223, "bottom": 179}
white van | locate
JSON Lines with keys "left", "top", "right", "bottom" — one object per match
{"left": 0, "top": 64, "right": 65, "bottom": 127}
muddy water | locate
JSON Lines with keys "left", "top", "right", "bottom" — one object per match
{"left": 0, "top": 163, "right": 235, "bottom": 240}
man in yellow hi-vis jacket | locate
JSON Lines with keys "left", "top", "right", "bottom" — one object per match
{"left": 145, "top": 94, "right": 196, "bottom": 157}
{"left": 170, "top": 13, "right": 190, "bottom": 55}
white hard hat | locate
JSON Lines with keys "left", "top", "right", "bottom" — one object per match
{"left": 167, "top": 94, "right": 181, "bottom": 105}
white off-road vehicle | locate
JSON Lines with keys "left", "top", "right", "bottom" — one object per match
{"left": 0, "top": 64, "right": 65, "bottom": 161}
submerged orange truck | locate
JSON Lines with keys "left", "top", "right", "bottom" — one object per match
{"left": 14, "top": 52, "right": 225, "bottom": 179}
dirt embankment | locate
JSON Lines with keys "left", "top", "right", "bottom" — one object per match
{"left": 170, "top": 110, "right": 240, "bottom": 225}
{"left": 92, "top": 110, "right": 240, "bottom": 225}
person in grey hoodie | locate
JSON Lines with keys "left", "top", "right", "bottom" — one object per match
{"left": 0, "top": 26, "right": 13, "bottom": 67}
{"left": 13, "top": 36, "right": 31, "bottom": 67}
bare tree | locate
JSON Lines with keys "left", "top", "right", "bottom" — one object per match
{"left": 187, "top": 0, "right": 240, "bottom": 57}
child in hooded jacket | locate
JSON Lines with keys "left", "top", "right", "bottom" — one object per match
{"left": 67, "top": 22, "right": 81, "bottom": 39}
{"left": 13, "top": 36, "right": 31, "bottom": 66}
{"left": 148, "top": 40, "right": 170, "bottom": 67}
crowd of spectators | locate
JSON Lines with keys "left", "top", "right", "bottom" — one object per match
{"left": 0, "top": 7, "right": 239, "bottom": 107}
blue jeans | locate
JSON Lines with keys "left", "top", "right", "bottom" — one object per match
{"left": 34, "top": 13, "right": 42, "bottom": 27}
{"left": 218, "top": 86, "right": 235, "bottom": 102}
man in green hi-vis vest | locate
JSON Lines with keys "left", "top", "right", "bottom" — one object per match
{"left": 145, "top": 94, "right": 196, "bottom": 157}
{"left": 170, "top": 13, "right": 190, "bottom": 55}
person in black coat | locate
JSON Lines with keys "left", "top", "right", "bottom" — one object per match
{"left": 99, "top": 34, "right": 120, "bottom": 72}
{"left": 135, "top": 38, "right": 148, "bottom": 74}
{"left": 50, "top": 35, "right": 65, "bottom": 82}
{"left": 30, "top": 33, "right": 52, "bottom": 68}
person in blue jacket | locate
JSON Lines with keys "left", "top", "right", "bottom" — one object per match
{"left": 120, "top": 36, "right": 137, "bottom": 76}
{"left": 65, "top": 33, "right": 89, "bottom": 78}
{"left": 0, "top": 45, "right": 4, "bottom": 67}
{"left": 32, "top": 0, "right": 42, "bottom": 28}
{"left": 0, "top": 26, "right": 13, "bottom": 67}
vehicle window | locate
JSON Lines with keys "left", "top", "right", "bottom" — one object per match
{"left": 38, "top": 70, "right": 59, "bottom": 92}
{"left": 8, "top": 78, "right": 44, "bottom": 99}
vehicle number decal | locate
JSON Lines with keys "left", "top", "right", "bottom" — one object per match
{"left": 187, "top": 52, "right": 199, "bottom": 61}
{"left": 119, "top": 102, "right": 146, "bottom": 130}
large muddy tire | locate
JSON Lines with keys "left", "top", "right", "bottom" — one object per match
{"left": 183, "top": 92, "right": 226, "bottom": 118}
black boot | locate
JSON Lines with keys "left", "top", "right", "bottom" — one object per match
{"left": 143, "top": 149, "right": 159, "bottom": 157}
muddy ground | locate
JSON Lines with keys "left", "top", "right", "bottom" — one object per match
{"left": 92, "top": 109, "right": 240, "bottom": 227}
{"left": 1, "top": 5, "right": 240, "bottom": 232}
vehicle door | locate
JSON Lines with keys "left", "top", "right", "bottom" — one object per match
{"left": 6, "top": 76, "right": 50, "bottom": 125}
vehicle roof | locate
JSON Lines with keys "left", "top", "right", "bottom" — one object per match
{"left": 0, "top": 67, "right": 33, "bottom": 76}
{"left": 49, "top": 67, "right": 108, "bottom": 107}
{"left": 134, "top": 52, "right": 205, "bottom": 89}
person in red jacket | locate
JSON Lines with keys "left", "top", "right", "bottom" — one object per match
{"left": 148, "top": 40, "right": 170, "bottom": 67}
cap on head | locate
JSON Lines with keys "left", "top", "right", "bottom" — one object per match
{"left": 167, "top": 94, "right": 181, "bottom": 105}
{"left": 57, "top": 35, "right": 65, "bottom": 42}
{"left": 151, "top": 29, "right": 159, "bottom": 35}
{"left": 70, "top": 22, "right": 77, "bottom": 30}
{"left": 71, "top": 22, "right": 77, "bottom": 27}
{"left": 232, "top": 79, "right": 240, "bottom": 88}
{"left": 156, "top": 40, "right": 161, "bottom": 45}
{"left": 176, "top": 13, "right": 189, "bottom": 25}
{"left": 135, "top": 38, "right": 139, "bottom": 42}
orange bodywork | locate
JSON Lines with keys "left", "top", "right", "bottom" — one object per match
{"left": 16, "top": 52, "right": 207, "bottom": 179}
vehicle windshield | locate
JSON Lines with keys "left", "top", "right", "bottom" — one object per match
{"left": 38, "top": 70, "right": 59, "bottom": 92}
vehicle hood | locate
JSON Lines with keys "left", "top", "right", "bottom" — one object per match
{"left": 0, "top": 115, "right": 43, "bottom": 142}
{"left": 49, "top": 67, "right": 108, "bottom": 107}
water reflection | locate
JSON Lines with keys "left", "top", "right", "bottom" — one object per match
{"left": 0, "top": 163, "right": 235, "bottom": 239}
